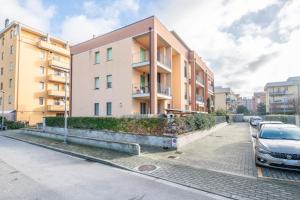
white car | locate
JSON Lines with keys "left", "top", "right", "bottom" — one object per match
{"left": 258, "top": 121, "right": 283, "bottom": 130}
{"left": 250, "top": 116, "right": 262, "bottom": 126}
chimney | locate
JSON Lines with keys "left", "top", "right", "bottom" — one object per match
{"left": 5, "top": 18, "right": 9, "bottom": 28}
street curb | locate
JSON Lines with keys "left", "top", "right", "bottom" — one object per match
{"left": 2, "top": 134, "right": 236, "bottom": 200}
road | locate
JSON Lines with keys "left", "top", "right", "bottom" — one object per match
{"left": 0, "top": 135, "right": 225, "bottom": 200}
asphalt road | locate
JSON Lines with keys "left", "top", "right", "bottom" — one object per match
{"left": 0, "top": 135, "right": 226, "bottom": 200}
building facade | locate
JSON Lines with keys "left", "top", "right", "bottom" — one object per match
{"left": 71, "top": 16, "right": 214, "bottom": 117}
{"left": 214, "top": 86, "right": 237, "bottom": 113}
{"left": 252, "top": 92, "right": 266, "bottom": 113}
{"left": 265, "top": 77, "right": 300, "bottom": 114}
{"left": 0, "top": 20, "right": 70, "bottom": 125}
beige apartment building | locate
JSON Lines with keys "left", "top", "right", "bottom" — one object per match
{"left": 265, "top": 77, "right": 300, "bottom": 114}
{"left": 71, "top": 16, "right": 214, "bottom": 117}
{"left": 0, "top": 20, "right": 70, "bottom": 125}
{"left": 214, "top": 86, "right": 237, "bottom": 113}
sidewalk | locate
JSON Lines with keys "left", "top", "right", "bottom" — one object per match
{"left": 2, "top": 128, "right": 300, "bottom": 200}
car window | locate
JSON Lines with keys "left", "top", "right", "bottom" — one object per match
{"left": 260, "top": 128, "right": 300, "bottom": 140}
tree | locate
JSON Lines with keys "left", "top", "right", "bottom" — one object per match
{"left": 236, "top": 105, "right": 249, "bottom": 114}
{"left": 207, "top": 98, "right": 211, "bottom": 113}
{"left": 257, "top": 103, "right": 266, "bottom": 115}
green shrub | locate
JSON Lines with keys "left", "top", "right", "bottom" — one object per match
{"left": 46, "top": 117, "right": 167, "bottom": 135}
{"left": 3, "top": 119, "right": 26, "bottom": 129}
{"left": 213, "top": 109, "right": 227, "bottom": 116}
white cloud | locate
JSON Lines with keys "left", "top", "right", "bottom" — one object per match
{"left": 60, "top": 0, "right": 139, "bottom": 44}
{"left": 153, "top": 0, "right": 299, "bottom": 97}
{"left": 0, "top": 0, "right": 55, "bottom": 32}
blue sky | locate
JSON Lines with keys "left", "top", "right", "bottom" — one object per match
{"left": 0, "top": 0, "right": 299, "bottom": 96}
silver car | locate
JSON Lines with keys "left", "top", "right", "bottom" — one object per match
{"left": 253, "top": 124, "right": 300, "bottom": 171}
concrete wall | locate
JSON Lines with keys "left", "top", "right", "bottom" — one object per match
{"left": 21, "top": 129, "right": 140, "bottom": 155}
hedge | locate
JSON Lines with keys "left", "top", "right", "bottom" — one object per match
{"left": 3, "top": 118, "right": 26, "bottom": 129}
{"left": 45, "top": 113, "right": 216, "bottom": 135}
{"left": 45, "top": 117, "right": 168, "bottom": 135}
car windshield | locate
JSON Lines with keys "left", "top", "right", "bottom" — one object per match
{"left": 260, "top": 128, "right": 300, "bottom": 140}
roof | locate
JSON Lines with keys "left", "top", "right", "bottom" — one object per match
{"left": 265, "top": 76, "right": 300, "bottom": 88}
{"left": 0, "top": 20, "right": 69, "bottom": 44}
{"left": 214, "top": 86, "right": 232, "bottom": 94}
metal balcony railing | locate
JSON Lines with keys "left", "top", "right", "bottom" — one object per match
{"left": 196, "top": 76, "right": 204, "bottom": 85}
{"left": 208, "top": 85, "right": 214, "bottom": 92}
{"left": 132, "top": 83, "right": 171, "bottom": 96}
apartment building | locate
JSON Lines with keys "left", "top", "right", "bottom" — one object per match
{"left": 0, "top": 19, "right": 70, "bottom": 125}
{"left": 265, "top": 76, "right": 300, "bottom": 114}
{"left": 71, "top": 16, "right": 214, "bottom": 117}
{"left": 252, "top": 92, "right": 266, "bottom": 113}
{"left": 214, "top": 86, "right": 237, "bottom": 113}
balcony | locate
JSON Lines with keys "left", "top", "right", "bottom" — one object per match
{"left": 132, "top": 51, "right": 171, "bottom": 73}
{"left": 48, "top": 74, "right": 69, "bottom": 83}
{"left": 47, "top": 104, "right": 69, "bottom": 112}
{"left": 47, "top": 89, "right": 65, "bottom": 97}
{"left": 208, "top": 85, "right": 214, "bottom": 94}
{"left": 38, "top": 40, "right": 70, "bottom": 57}
{"left": 132, "top": 83, "right": 171, "bottom": 100}
{"left": 196, "top": 95, "right": 205, "bottom": 106}
{"left": 49, "top": 58, "right": 70, "bottom": 70}
{"left": 269, "top": 91, "right": 290, "bottom": 96}
{"left": 196, "top": 76, "right": 204, "bottom": 87}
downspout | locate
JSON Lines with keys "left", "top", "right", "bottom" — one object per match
{"left": 70, "top": 54, "right": 73, "bottom": 116}
{"left": 149, "top": 27, "right": 152, "bottom": 113}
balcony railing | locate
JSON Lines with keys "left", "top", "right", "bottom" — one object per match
{"left": 132, "top": 83, "right": 171, "bottom": 97}
{"left": 47, "top": 104, "right": 69, "bottom": 112}
{"left": 196, "top": 95, "right": 204, "bottom": 103}
{"left": 49, "top": 58, "right": 70, "bottom": 69}
{"left": 132, "top": 51, "right": 150, "bottom": 65}
{"left": 196, "top": 76, "right": 204, "bottom": 85}
{"left": 132, "top": 51, "right": 171, "bottom": 71}
{"left": 47, "top": 90, "right": 65, "bottom": 97}
{"left": 47, "top": 74, "right": 69, "bottom": 83}
{"left": 157, "top": 55, "right": 171, "bottom": 69}
{"left": 269, "top": 91, "right": 290, "bottom": 96}
{"left": 38, "top": 40, "right": 70, "bottom": 57}
{"left": 208, "top": 85, "right": 214, "bottom": 92}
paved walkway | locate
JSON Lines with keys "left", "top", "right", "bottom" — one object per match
{"left": 2, "top": 124, "right": 300, "bottom": 200}
{"left": 0, "top": 136, "right": 222, "bottom": 200}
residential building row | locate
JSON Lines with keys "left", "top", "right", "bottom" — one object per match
{"left": 264, "top": 76, "right": 300, "bottom": 114}
{"left": 214, "top": 86, "right": 237, "bottom": 113}
{"left": 70, "top": 16, "right": 214, "bottom": 117}
{"left": 0, "top": 19, "right": 70, "bottom": 125}
{"left": 0, "top": 16, "right": 215, "bottom": 124}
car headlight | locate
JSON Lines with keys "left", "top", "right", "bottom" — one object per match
{"left": 256, "top": 146, "right": 271, "bottom": 154}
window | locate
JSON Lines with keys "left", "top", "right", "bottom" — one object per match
{"left": 140, "top": 48, "right": 146, "bottom": 62}
{"left": 39, "top": 66, "right": 45, "bottom": 74}
{"left": 39, "top": 97, "right": 44, "bottom": 105}
{"left": 94, "top": 103, "right": 99, "bottom": 116}
{"left": 39, "top": 51, "right": 45, "bottom": 60}
{"left": 184, "top": 83, "right": 188, "bottom": 100}
{"left": 10, "top": 30, "right": 13, "bottom": 39}
{"left": 8, "top": 95, "right": 12, "bottom": 104}
{"left": 1, "top": 52, "right": 3, "bottom": 60}
{"left": 0, "top": 68, "right": 3, "bottom": 75}
{"left": 0, "top": 82, "right": 2, "bottom": 90}
{"left": 95, "top": 51, "right": 100, "bottom": 64}
{"left": 140, "top": 103, "right": 146, "bottom": 114}
{"left": 107, "top": 48, "right": 112, "bottom": 61}
{"left": 39, "top": 82, "right": 45, "bottom": 90}
{"left": 2, "top": 37, "right": 4, "bottom": 46}
{"left": 10, "top": 45, "right": 13, "bottom": 54}
{"left": 184, "top": 61, "right": 188, "bottom": 78}
{"left": 9, "top": 79, "right": 12, "bottom": 88}
{"left": 106, "top": 75, "right": 112, "bottom": 88}
{"left": 94, "top": 77, "right": 100, "bottom": 89}
{"left": 54, "top": 70, "right": 61, "bottom": 76}
{"left": 9, "top": 62, "right": 14, "bottom": 71}
{"left": 106, "top": 102, "right": 112, "bottom": 115}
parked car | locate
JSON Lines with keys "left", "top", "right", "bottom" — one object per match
{"left": 253, "top": 124, "right": 300, "bottom": 171}
{"left": 258, "top": 121, "right": 283, "bottom": 130}
{"left": 250, "top": 116, "right": 262, "bottom": 126}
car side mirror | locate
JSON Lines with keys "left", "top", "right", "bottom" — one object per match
{"left": 251, "top": 132, "right": 257, "bottom": 138}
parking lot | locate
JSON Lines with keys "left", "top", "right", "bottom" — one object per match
{"left": 250, "top": 125, "right": 300, "bottom": 182}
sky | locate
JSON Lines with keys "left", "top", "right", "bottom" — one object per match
{"left": 0, "top": 0, "right": 299, "bottom": 97}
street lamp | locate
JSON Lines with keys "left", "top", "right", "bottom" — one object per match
{"left": 1, "top": 90, "right": 5, "bottom": 130}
